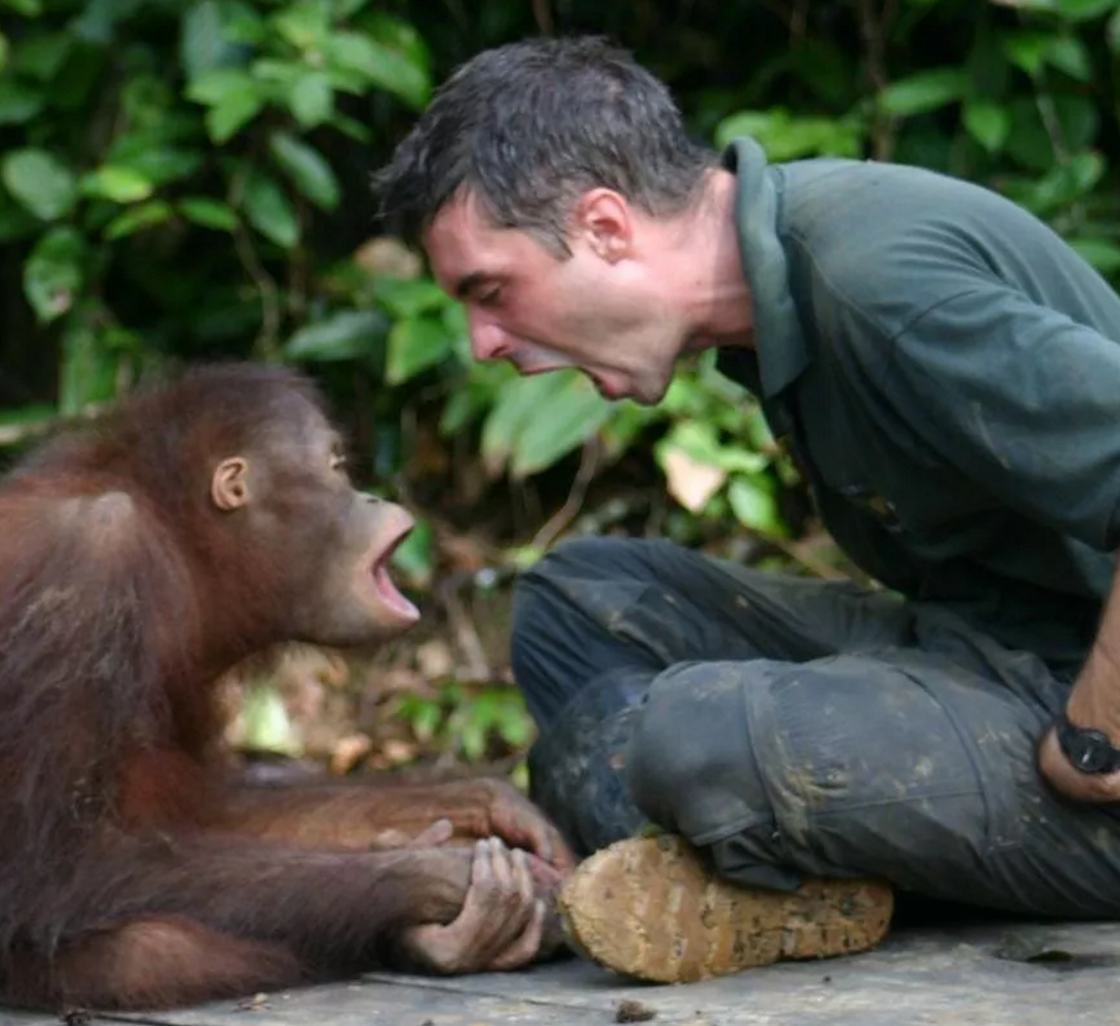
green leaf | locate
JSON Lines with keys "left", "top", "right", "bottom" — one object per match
{"left": 2, "top": 0, "right": 43, "bottom": 14}
{"left": 287, "top": 70, "right": 333, "bottom": 127}
{"left": 59, "top": 312, "right": 123, "bottom": 414}
{"left": 329, "top": 111, "right": 372, "bottom": 143}
{"left": 243, "top": 173, "right": 299, "bottom": 248}
{"left": 1004, "top": 32, "right": 1050, "bottom": 77}
{"left": 1109, "top": 8, "right": 1120, "bottom": 53}
{"left": 105, "top": 140, "right": 202, "bottom": 187}
{"left": 181, "top": 1, "right": 244, "bottom": 82}
{"left": 1023, "top": 150, "right": 1104, "bottom": 213}
{"left": 269, "top": 132, "right": 340, "bottom": 210}
{"left": 81, "top": 165, "right": 154, "bottom": 203}
{"left": 12, "top": 31, "right": 70, "bottom": 80}
{"left": 179, "top": 195, "right": 238, "bottom": 231}
{"left": 376, "top": 278, "right": 450, "bottom": 318}
{"left": 207, "top": 91, "right": 264, "bottom": 143}
{"left": 2, "top": 148, "right": 76, "bottom": 220}
{"left": 1069, "top": 238, "right": 1120, "bottom": 274}
{"left": 325, "top": 64, "right": 368, "bottom": 96}
{"left": 510, "top": 375, "right": 613, "bottom": 478}
{"left": 186, "top": 66, "right": 256, "bottom": 105}
{"left": 386, "top": 314, "right": 455, "bottom": 384}
{"left": 963, "top": 101, "right": 1010, "bottom": 153}
{"left": 362, "top": 12, "right": 431, "bottom": 76}
{"left": 481, "top": 372, "right": 612, "bottom": 479}
{"left": 104, "top": 199, "right": 174, "bottom": 239}
{"left": 272, "top": 1, "right": 331, "bottom": 50}
{"left": 727, "top": 475, "right": 784, "bottom": 536}
{"left": 220, "top": 0, "right": 267, "bottom": 46}
{"left": 659, "top": 419, "right": 769, "bottom": 475}
{"left": 23, "top": 226, "right": 86, "bottom": 322}
{"left": 878, "top": 68, "right": 968, "bottom": 117}
{"left": 187, "top": 67, "right": 265, "bottom": 142}
{"left": 251, "top": 57, "right": 302, "bottom": 88}
{"left": 716, "top": 109, "right": 863, "bottom": 159}
{"left": 0, "top": 31, "right": 8, "bottom": 73}
{"left": 1046, "top": 35, "right": 1092, "bottom": 81}
{"left": 284, "top": 309, "right": 387, "bottom": 360}
{"left": 0, "top": 81, "right": 44, "bottom": 124}
{"left": 325, "top": 30, "right": 430, "bottom": 108}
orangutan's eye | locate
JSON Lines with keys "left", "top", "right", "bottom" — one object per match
{"left": 330, "top": 453, "right": 348, "bottom": 472}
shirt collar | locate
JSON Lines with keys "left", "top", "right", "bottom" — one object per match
{"left": 719, "top": 137, "right": 809, "bottom": 399}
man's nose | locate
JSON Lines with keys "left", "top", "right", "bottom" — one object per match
{"left": 468, "top": 312, "right": 512, "bottom": 362}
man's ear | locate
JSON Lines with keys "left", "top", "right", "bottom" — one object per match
{"left": 572, "top": 188, "right": 633, "bottom": 263}
{"left": 211, "top": 457, "right": 251, "bottom": 511}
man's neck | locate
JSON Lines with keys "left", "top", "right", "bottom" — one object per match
{"left": 675, "top": 169, "right": 754, "bottom": 353}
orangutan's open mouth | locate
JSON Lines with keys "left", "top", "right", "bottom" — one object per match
{"left": 371, "top": 525, "right": 419, "bottom": 621}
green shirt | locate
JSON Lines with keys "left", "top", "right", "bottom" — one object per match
{"left": 718, "top": 137, "right": 1120, "bottom": 669}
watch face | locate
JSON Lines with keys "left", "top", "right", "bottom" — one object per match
{"left": 1065, "top": 728, "right": 1115, "bottom": 774}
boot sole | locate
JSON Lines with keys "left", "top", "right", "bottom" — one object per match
{"left": 557, "top": 835, "right": 894, "bottom": 984}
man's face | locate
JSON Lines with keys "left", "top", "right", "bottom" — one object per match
{"left": 423, "top": 191, "right": 687, "bottom": 405}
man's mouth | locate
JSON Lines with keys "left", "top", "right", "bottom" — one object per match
{"left": 588, "top": 371, "right": 624, "bottom": 400}
{"left": 509, "top": 356, "right": 627, "bottom": 401}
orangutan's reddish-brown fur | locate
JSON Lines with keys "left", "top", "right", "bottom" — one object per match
{"left": 0, "top": 364, "right": 569, "bottom": 1013}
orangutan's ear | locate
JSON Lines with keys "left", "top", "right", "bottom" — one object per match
{"left": 211, "top": 457, "right": 251, "bottom": 511}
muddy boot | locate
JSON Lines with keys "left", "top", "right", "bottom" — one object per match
{"left": 526, "top": 669, "right": 654, "bottom": 858}
{"left": 558, "top": 835, "right": 894, "bottom": 984}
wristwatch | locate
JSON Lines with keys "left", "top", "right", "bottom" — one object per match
{"left": 1054, "top": 713, "right": 1120, "bottom": 775}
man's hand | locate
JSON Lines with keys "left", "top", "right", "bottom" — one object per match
{"left": 1039, "top": 637, "right": 1120, "bottom": 802}
{"left": 1037, "top": 573, "right": 1120, "bottom": 805}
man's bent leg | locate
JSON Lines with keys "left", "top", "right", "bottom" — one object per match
{"left": 559, "top": 649, "right": 1120, "bottom": 983}
{"left": 627, "top": 651, "right": 1120, "bottom": 918}
{"left": 511, "top": 537, "right": 914, "bottom": 856}
{"left": 512, "top": 536, "right": 914, "bottom": 726}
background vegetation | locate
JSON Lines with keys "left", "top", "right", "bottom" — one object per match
{"left": 1, "top": 0, "right": 1118, "bottom": 777}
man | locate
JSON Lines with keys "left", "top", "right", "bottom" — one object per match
{"left": 375, "top": 35, "right": 1120, "bottom": 985}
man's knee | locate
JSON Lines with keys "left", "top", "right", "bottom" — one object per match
{"left": 626, "top": 661, "right": 775, "bottom": 846}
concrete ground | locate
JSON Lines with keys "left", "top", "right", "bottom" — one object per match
{"left": 4, "top": 917, "right": 1120, "bottom": 1026}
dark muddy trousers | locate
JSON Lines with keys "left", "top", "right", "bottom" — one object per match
{"left": 512, "top": 536, "right": 1120, "bottom": 918}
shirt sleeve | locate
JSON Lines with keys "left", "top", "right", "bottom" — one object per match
{"left": 874, "top": 284, "right": 1120, "bottom": 552}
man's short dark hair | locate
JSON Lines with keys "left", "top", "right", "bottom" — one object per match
{"left": 372, "top": 36, "right": 717, "bottom": 255}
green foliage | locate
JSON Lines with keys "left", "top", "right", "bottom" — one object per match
{"left": 396, "top": 683, "right": 534, "bottom": 764}
{"left": 2, "top": 0, "right": 1120, "bottom": 537}
{"left": 0, "top": 0, "right": 432, "bottom": 426}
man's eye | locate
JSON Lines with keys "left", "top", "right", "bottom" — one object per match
{"left": 478, "top": 288, "right": 502, "bottom": 308}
